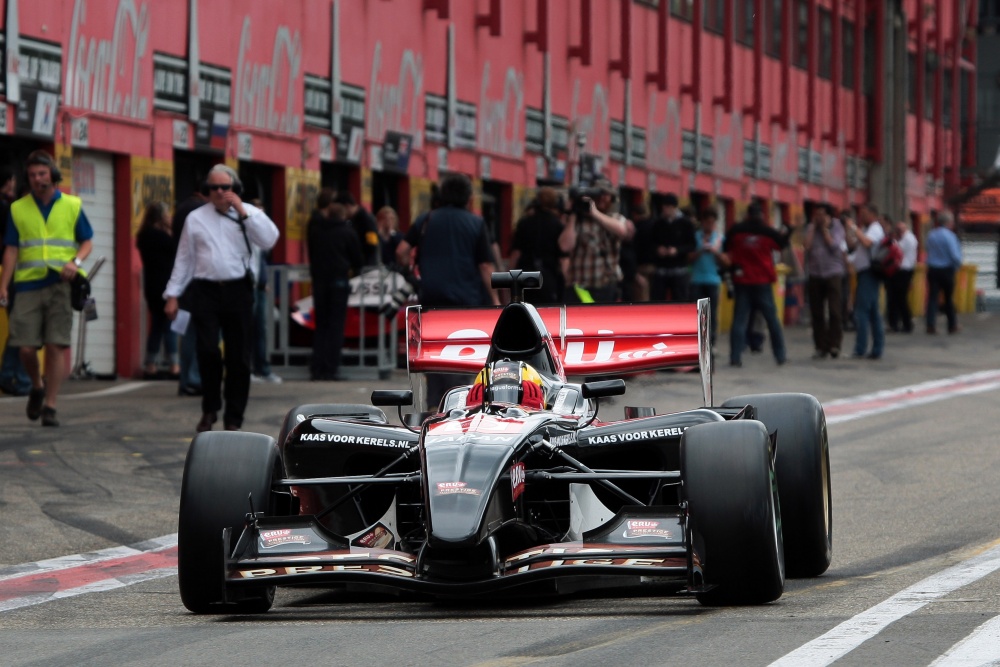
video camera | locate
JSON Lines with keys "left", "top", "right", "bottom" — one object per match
{"left": 567, "top": 186, "right": 601, "bottom": 218}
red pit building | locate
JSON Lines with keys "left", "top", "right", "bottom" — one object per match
{"left": 0, "top": 0, "right": 978, "bottom": 378}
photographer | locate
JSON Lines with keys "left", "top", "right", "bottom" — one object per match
{"left": 558, "top": 179, "right": 632, "bottom": 303}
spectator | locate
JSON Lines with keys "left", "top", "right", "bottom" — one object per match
{"left": 171, "top": 188, "right": 208, "bottom": 396}
{"left": 135, "top": 201, "right": 179, "bottom": 378}
{"left": 925, "top": 210, "right": 963, "bottom": 335}
{"left": 508, "top": 186, "right": 566, "bottom": 305}
{"left": 559, "top": 178, "right": 632, "bottom": 303}
{"left": 376, "top": 206, "right": 404, "bottom": 268}
{"left": 164, "top": 164, "right": 279, "bottom": 432}
{"left": 308, "top": 191, "right": 363, "bottom": 381}
{"left": 633, "top": 201, "right": 657, "bottom": 302}
{"left": 688, "top": 208, "right": 726, "bottom": 348}
{"left": 335, "top": 191, "right": 380, "bottom": 267}
{"left": 0, "top": 166, "right": 30, "bottom": 396}
{"left": 0, "top": 150, "right": 94, "bottom": 426}
{"left": 619, "top": 202, "right": 648, "bottom": 302}
{"left": 888, "top": 218, "right": 918, "bottom": 333}
{"left": 846, "top": 203, "right": 885, "bottom": 359}
{"left": 650, "top": 194, "right": 697, "bottom": 302}
{"left": 803, "top": 204, "right": 848, "bottom": 359}
{"left": 395, "top": 173, "right": 499, "bottom": 407}
{"left": 724, "top": 203, "right": 791, "bottom": 368}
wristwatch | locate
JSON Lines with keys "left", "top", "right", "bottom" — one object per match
{"left": 72, "top": 257, "right": 83, "bottom": 268}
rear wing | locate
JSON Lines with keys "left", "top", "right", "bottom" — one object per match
{"left": 406, "top": 300, "right": 713, "bottom": 406}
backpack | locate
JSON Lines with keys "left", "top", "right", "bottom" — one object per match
{"left": 871, "top": 237, "right": 903, "bottom": 279}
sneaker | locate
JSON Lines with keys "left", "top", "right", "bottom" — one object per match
{"left": 829, "top": 348, "right": 840, "bottom": 359}
{"left": 41, "top": 406, "right": 59, "bottom": 427}
{"left": 250, "top": 374, "right": 263, "bottom": 384}
{"left": 26, "top": 386, "right": 45, "bottom": 421}
{"left": 261, "top": 373, "right": 283, "bottom": 384}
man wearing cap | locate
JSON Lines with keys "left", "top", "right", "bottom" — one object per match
{"left": 0, "top": 150, "right": 94, "bottom": 426}
{"left": 559, "top": 178, "right": 632, "bottom": 303}
{"left": 723, "top": 202, "right": 791, "bottom": 367}
{"left": 650, "top": 193, "right": 697, "bottom": 302}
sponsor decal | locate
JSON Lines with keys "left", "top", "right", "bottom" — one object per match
{"left": 297, "top": 432, "right": 411, "bottom": 448}
{"left": 352, "top": 523, "right": 393, "bottom": 550}
{"left": 503, "top": 546, "right": 680, "bottom": 573}
{"left": 622, "top": 520, "right": 673, "bottom": 540}
{"left": 510, "top": 462, "right": 525, "bottom": 501}
{"left": 240, "top": 562, "right": 412, "bottom": 579}
{"left": 585, "top": 427, "right": 686, "bottom": 445}
{"left": 259, "top": 529, "right": 311, "bottom": 549}
{"left": 436, "top": 482, "right": 481, "bottom": 496}
{"left": 425, "top": 435, "right": 516, "bottom": 444}
{"left": 550, "top": 388, "right": 571, "bottom": 414}
{"left": 548, "top": 433, "right": 576, "bottom": 447}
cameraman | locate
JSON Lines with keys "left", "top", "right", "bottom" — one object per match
{"left": 558, "top": 179, "right": 632, "bottom": 303}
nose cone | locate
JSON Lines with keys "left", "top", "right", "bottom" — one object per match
{"left": 423, "top": 440, "right": 514, "bottom": 547}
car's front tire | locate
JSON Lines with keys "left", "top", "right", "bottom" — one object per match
{"left": 682, "top": 420, "right": 784, "bottom": 605}
{"left": 722, "top": 393, "right": 832, "bottom": 577}
{"left": 178, "top": 431, "right": 282, "bottom": 614}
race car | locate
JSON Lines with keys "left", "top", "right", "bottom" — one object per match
{"left": 177, "top": 270, "right": 832, "bottom": 613}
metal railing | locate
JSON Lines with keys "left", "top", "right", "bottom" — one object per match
{"left": 266, "top": 264, "right": 409, "bottom": 380}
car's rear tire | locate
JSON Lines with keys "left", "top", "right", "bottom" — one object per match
{"left": 682, "top": 420, "right": 784, "bottom": 605}
{"left": 276, "top": 403, "right": 387, "bottom": 447}
{"left": 178, "top": 431, "right": 282, "bottom": 614}
{"left": 722, "top": 393, "right": 832, "bottom": 577}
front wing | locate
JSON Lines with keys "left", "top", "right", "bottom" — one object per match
{"left": 224, "top": 513, "right": 698, "bottom": 596}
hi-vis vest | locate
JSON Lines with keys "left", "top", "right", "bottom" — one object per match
{"left": 10, "top": 193, "right": 86, "bottom": 283}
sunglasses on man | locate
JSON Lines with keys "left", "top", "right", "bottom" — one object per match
{"left": 208, "top": 183, "right": 233, "bottom": 191}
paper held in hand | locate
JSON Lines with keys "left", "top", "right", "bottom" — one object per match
{"left": 170, "top": 309, "right": 191, "bottom": 335}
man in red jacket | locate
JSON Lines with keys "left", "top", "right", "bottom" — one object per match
{"left": 723, "top": 203, "right": 792, "bottom": 368}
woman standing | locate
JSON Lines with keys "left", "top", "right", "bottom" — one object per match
{"left": 136, "top": 202, "right": 179, "bottom": 377}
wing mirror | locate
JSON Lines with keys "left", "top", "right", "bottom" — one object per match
{"left": 371, "top": 389, "right": 413, "bottom": 407}
{"left": 581, "top": 379, "right": 626, "bottom": 400}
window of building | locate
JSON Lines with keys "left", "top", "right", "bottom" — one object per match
{"left": 925, "top": 51, "right": 938, "bottom": 121}
{"left": 943, "top": 67, "right": 953, "bottom": 128}
{"left": 793, "top": 0, "right": 809, "bottom": 70}
{"left": 671, "top": 0, "right": 693, "bottom": 21}
{"left": 704, "top": 0, "right": 725, "bottom": 33}
{"left": 818, "top": 7, "right": 833, "bottom": 79}
{"left": 766, "top": 0, "right": 783, "bottom": 58}
{"left": 842, "top": 18, "right": 855, "bottom": 89}
{"left": 736, "top": 0, "right": 756, "bottom": 46}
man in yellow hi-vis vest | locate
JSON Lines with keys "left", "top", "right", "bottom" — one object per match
{"left": 0, "top": 150, "right": 94, "bottom": 427}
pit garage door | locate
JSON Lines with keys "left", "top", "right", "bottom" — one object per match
{"left": 71, "top": 151, "right": 116, "bottom": 377}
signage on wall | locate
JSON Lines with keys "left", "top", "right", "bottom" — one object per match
{"left": 304, "top": 74, "right": 332, "bottom": 129}
{"left": 335, "top": 83, "right": 365, "bottom": 164}
{"left": 194, "top": 63, "right": 231, "bottom": 153}
{"left": 233, "top": 19, "right": 303, "bottom": 136}
{"left": 425, "top": 93, "right": 447, "bottom": 145}
{"left": 629, "top": 127, "right": 646, "bottom": 167}
{"left": 381, "top": 131, "right": 412, "bottom": 174}
{"left": 610, "top": 120, "right": 626, "bottom": 163}
{"left": 71, "top": 117, "right": 89, "bottom": 147}
{"left": 173, "top": 119, "right": 191, "bottom": 149}
{"left": 318, "top": 134, "right": 334, "bottom": 162}
{"left": 14, "top": 38, "right": 62, "bottom": 139}
{"left": 154, "top": 52, "right": 188, "bottom": 114}
{"left": 237, "top": 132, "right": 253, "bottom": 160}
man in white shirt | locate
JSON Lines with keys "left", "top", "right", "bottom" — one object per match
{"left": 887, "top": 219, "right": 919, "bottom": 333}
{"left": 846, "top": 202, "right": 885, "bottom": 359}
{"left": 164, "top": 165, "right": 279, "bottom": 432}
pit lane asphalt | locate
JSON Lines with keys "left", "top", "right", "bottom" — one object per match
{"left": 1, "top": 311, "right": 1000, "bottom": 666}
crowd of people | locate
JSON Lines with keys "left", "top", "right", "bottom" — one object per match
{"left": 0, "top": 156, "right": 970, "bottom": 426}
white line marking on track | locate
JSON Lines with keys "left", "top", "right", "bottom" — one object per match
{"left": 0, "top": 534, "right": 176, "bottom": 583}
{"left": 768, "top": 544, "right": 1000, "bottom": 666}
{"left": 929, "top": 614, "right": 1000, "bottom": 667}
{"left": 0, "top": 381, "right": 152, "bottom": 404}
{"left": 824, "top": 370, "right": 1000, "bottom": 425}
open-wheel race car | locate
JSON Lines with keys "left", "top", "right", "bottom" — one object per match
{"left": 177, "top": 270, "right": 832, "bottom": 613}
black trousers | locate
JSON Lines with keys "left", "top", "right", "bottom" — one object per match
{"left": 190, "top": 278, "right": 254, "bottom": 428}
{"left": 886, "top": 269, "right": 914, "bottom": 332}
{"left": 311, "top": 278, "right": 350, "bottom": 380}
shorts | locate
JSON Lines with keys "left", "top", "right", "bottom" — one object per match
{"left": 8, "top": 281, "right": 74, "bottom": 348}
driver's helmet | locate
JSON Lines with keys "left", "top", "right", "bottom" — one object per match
{"left": 468, "top": 360, "right": 545, "bottom": 409}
